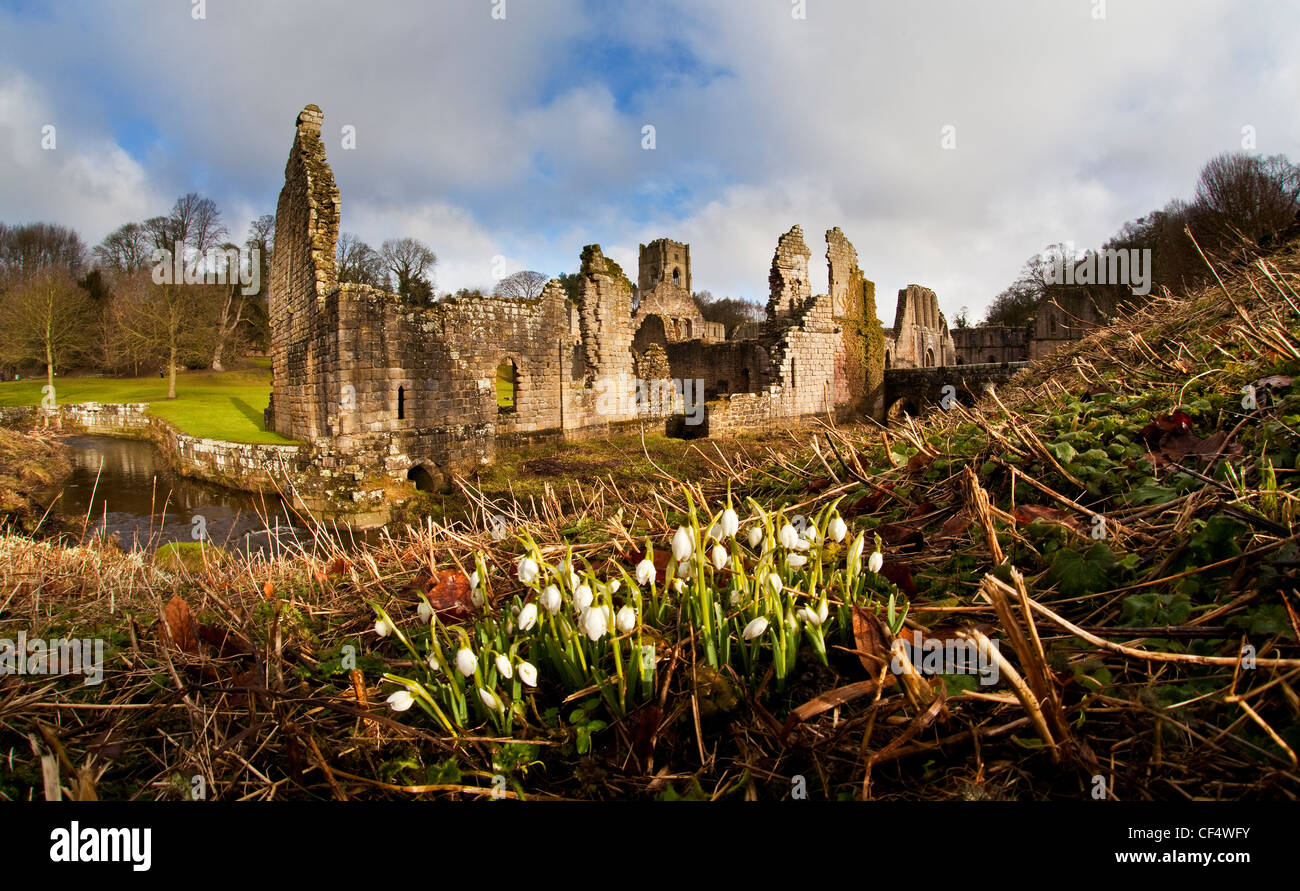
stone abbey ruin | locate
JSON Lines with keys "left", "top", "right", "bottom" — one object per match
{"left": 264, "top": 105, "right": 1104, "bottom": 499}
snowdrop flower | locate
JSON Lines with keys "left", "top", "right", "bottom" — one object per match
{"left": 426, "top": 654, "right": 440, "bottom": 672}
{"left": 868, "top": 551, "right": 884, "bottom": 574}
{"left": 677, "top": 560, "right": 691, "bottom": 578}
{"left": 802, "top": 523, "right": 819, "bottom": 543}
{"left": 799, "top": 606, "right": 823, "bottom": 626}
{"left": 730, "top": 591, "right": 742, "bottom": 606}
{"left": 608, "top": 579, "right": 621, "bottom": 594}
{"left": 478, "top": 687, "right": 503, "bottom": 711}
{"left": 517, "top": 602, "right": 538, "bottom": 632}
{"left": 742, "top": 616, "right": 769, "bottom": 640}
{"left": 787, "top": 553, "right": 808, "bottom": 568}
{"left": 517, "top": 661, "right": 538, "bottom": 687}
{"left": 829, "top": 516, "right": 848, "bottom": 543}
{"left": 573, "top": 584, "right": 594, "bottom": 612}
{"left": 616, "top": 605, "right": 637, "bottom": 634}
{"left": 495, "top": 653, "right": 513, "bottom": 680}
{"left": 636, "top": 559, "right": 656, "bottom": 586}
{"left": 672, "top": 578, "right": 685, "bottom": 594}
{"left": 778, "top": 523, "right": 801, "bottom": 550}
{"left": 540, "top": 584, "right": 562, "bottom": 614}
{"left": 517, "top": 556, "right": 540, "bottom": 585}
{"left": 767, "top": 572, "right": 783, "bottom": 595}
{"left": 748, "top": 526, "right": 764, "bottom": 549}
{"left": 707, "top": 522, "right": 723, "bottom": 542}
{"left": 374, "top": 618, "right": 394, "bottom": 638}
{"left": 567, "top": 568, "right": 580, "bottom": 590}
{"left": 817, "top": 599, "right": 829, "bottom": 623}
{"left": 719, "top": 507, "right": 740, "bottom": 539}
{"left": 711, "top": 544, "right": 729, "bottom": 571}
{"left": 470, "top": 570, "right": 481, "bottom": 590}
{"left": 580, "top": 606, "right": 609, "bottom": 641}
{"left": 455, "top": 648, "right": 478, "bottom": 677}
{"left": 417, "top": 600, "right": 435, "bottom": 623}
{"left": 672, "top": 526, "right": 693, "bottom": 562}
{"left": 387, "top": 690, "right": 414, "bottom": 712}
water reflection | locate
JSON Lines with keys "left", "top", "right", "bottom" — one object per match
{"left": 43, "top": 435, "right": 311, "bottom": 556}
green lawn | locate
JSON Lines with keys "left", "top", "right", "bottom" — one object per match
{"left": 0, "top": 363, "right": 296, "bottom": 444}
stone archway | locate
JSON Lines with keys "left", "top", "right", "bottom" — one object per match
{"left": 886, "top": 397, "right": 919, "bottom": 424}
{"left": 406, "top": 461, "right": 450, "bottom": 494}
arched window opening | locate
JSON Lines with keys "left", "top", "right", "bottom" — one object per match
{"left": 496, "top": 360, "right": 517, "bottom": 412}
{"left": 925, "top": 348, "right": 935, "bottom": 367}
{"left": 672, "top": 267, "right": 681, "bottom": 285}
{"left": 884, "top": 351, "right": 891, "bottom": 369}
{"left": 397, "top": 386, "right": 405, "bottom": 420}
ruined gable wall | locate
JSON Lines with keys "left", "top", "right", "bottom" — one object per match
{"left": 889, "top": 284, "right": 955, "bottom": 367}
{"left": 766, "top": 225, "right": 812, "bottom": 320}
{"left": 268, "top": 105, "right": 341, "bottom": 441}
{"left": 826, "top": 227, "right": 886, "bottom": 419}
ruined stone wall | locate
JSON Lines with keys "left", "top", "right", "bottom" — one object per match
{"left": 268, "top": 104, "right": 340, "bottom": 442}
{"left": 766, "top": 225, "right": 812, "bottom": 320}
{"left": 826, "top": 227, "right": 886, "bottom": 420}
{"left": 665, "top": 338, "right": 772, "bottom": 400}
{"left": 952, "top": 324, "right": 1031, "bottom": 364}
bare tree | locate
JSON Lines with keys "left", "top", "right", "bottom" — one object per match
{"left": 144, "top": 193, "right": 227, "bottom": 258}
{"left": 493, "top": 269, "right": 549, "bottom": 301}
{"left": 0, "top": 223, "right": 85, "bottom": 287}
{"left": 0, "top": 266, "right": 93, "bottom": 394}
{"left": 337, "top": 232, "right": 386, "bottom": 287}
{"left": 380, "top": 237, "right": 437, "bottom": 302}
{"left": 1193, "top": 152, "right": 1300, "bottom": 248}
{"left": 93, "top": 222, "right": 152, "bottom": 274}
{"left": 112, "top": 268, "right": 208, "bottom": 399}
{"left": 208, "top": 242, "right": 250, "bottom": 372}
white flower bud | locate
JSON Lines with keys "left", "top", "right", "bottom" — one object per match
{"left": 455, "top": 647, "right": 478, "bottom": 677}
{"left": 616, "top": 605, "right": 637, "bottom": 633}
{"left": 518, "top": 601, "right": 538, "bottom": 632}
{"left": 495, "top": 653, "right": 513, "bottom": 679}
{"left": 672, "top": 526, "right": 694, "bottom": 562}
{"left": 742, "top": 616, "right": 769, "bottom": 640}
{"left": 386, "top": 690, "right": 414, "bottom": 712}
{"left": 540, "top": 584, "right": 562, "bottom": 613}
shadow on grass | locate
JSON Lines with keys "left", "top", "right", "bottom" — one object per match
{"left": 231, "top": 397, "right": 270, "bottom": 433}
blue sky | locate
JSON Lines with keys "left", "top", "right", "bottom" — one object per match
{"left": 2, "top": 0, "right": 1298, "bottom": 320}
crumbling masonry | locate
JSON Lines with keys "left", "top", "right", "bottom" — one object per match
{"left": 264, "top": 106, "right": 885, "bottom": 502}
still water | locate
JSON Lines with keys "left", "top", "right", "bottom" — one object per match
{"left": 42, "top": 435, "right": 313, "bottom": 555}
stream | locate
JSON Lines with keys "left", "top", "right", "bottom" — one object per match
{"left": 40, "top": 435, "right": 317, "bottom": 556}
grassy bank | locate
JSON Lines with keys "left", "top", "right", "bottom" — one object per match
{"left": 0, "top": 362, "right": 292, "bottom": 444}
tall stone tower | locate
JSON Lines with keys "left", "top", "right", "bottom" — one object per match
{"left": 267, "top": 104, "right": 341, "bottom": 441}
{"left": 638, "top": 238, "right": 691, "bottom": 294}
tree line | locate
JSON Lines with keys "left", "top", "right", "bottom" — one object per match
{"left": 984, "top": 150, "right": 1300, "bottom": 326}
